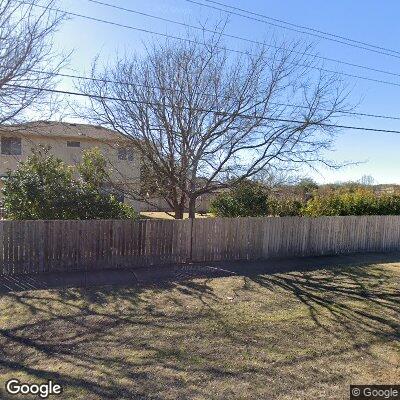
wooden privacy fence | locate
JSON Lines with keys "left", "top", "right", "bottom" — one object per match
{"left": 1, "top": 215, "right": 400, "bottom": 275}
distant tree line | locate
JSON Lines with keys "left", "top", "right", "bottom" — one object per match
{"left": 210, "top": 180, "right": 400, "bottom": 217}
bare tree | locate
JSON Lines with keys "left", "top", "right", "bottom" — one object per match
{"left": 78, "top": 30, "right": 351, "bottom": 219}
{"left": 0, "top": 0, "right": 66, "bottom": 125}
{"left": 360, "top": 175, "right": 375, "bottom": 186}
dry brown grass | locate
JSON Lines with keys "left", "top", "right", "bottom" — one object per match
{"left": 140, "top": 211, "right": 213, "bottom": 220}
{"left": 0, "top": 262, "right": 398, "bottom": 399}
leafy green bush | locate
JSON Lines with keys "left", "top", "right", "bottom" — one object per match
{"left": 296, "top": 178, "right": 318, "bottom": 196}
{"left": 378, "top": 193, "right": 400, "bottom": 215}
{"left": 302, "top": 189, "right": 400, "bottom": 216}
{"left": 210, "top": 181, "right": 269, "bottom": 217}
{"left": 211, "top": 185, "right": 400, "bottom": 218}
{"left": 269, "top": 197, "right": 304, "bottom": 216}
{"left": 74, "top": 148, "right": 138, "bottom": 220}
{"left": 2, "top": 147, "right": 137, "bottom": 220}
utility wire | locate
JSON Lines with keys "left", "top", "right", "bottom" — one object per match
{"left": 8, "top": 82, "right": 400, "bottom": 134}
{"left": 26, "top": 68, "right": 400, "bottom": 121}
{"left": 85, "top": 0, "right": 400, "bottom": 80}
{"left": 199, "top": 0, "right": 400, "bottom": 55}
{"left": 270, "top": 103, "right": 400, "bottom": 122}
{"left": 18, "top": 1, "right": 400, "bottom": 121}
{"left": 26, "top": 2, "right": 400, "bottom": 88}
{"left": 187, "top": 0, "right": 400, "bottom": 60}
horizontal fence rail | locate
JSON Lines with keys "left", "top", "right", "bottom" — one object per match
{"left": 0, "top": 216, "right": 400, "bottom": 275}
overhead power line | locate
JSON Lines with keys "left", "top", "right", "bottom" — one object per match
{"left": 198, "top": 0, "right": 400, "bottom": 55}
{"left": 270, "top": 103, "right": 400, "bottom": 122}
{"left": 85, "top": 0, "right": 400, "bottom": 80}
{"left": 24, "top": 68, "right": 400, "bottom": 121}
{"left": 187, "top": 0, "right": 400, "bottom": 60}
{"left": 7, "top": 82, "right": 400, "bottom": 134}
{"left": 27, "top": 2, "right": 400, "bottom": 88}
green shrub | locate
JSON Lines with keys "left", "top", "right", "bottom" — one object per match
{"left": 2, "top": 148, "right": 79, "bottom": 220}
{"left": 2, "top": 147, "right": 137, "bottom": 220}
{"left": 296, "top": 178, "right": 318, "bottom": 197}
{"left": 302, "top": 189, "right": 400, "bottom": 216}
{"left": 269, "top": 198, "right": 304, "bottom": 216}
{"left": 210, "top": 181, "right": 269, "bottom": 217}
{"left": 373, "top": 193, "right": 400, "bottom": 215}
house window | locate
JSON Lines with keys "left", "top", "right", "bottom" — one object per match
{"left": 118, "top": 147, "right": 134, "bottom": 161}
{"left": 1, "top": 137, "right": 21, "bottom": 155}
{"left": 67, "top": 141, "right": 80, "bottom": 148}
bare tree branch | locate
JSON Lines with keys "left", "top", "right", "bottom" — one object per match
{"left": 77, "top": 27, "right": 352, "bottom": 219}
{"left": 0, "top": 0, "right": 67, "bottom": 125}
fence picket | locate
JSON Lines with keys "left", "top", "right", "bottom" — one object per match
{"left": 0, "top": 216, "right": 400, "bottom": 275}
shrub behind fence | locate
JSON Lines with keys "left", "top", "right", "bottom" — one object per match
{"left": 0, "top": 216, "right": 399, "bottom": 275}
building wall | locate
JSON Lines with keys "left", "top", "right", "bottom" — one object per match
{"left": 0, "top": 129, "right": 216, "bottom": 213}
{"left": 0, "top": 133, "right": 141, "bottom": 204}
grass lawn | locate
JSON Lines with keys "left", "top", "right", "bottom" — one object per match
{"left": 0, "top": 262, "right": 399, "bottom": 399}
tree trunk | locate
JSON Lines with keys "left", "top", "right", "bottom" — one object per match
{"left": 188, "top": 196, "right": 196, "bottom": 219}
{"left": 174, "top": 205, "right": 184, "bottom": 219}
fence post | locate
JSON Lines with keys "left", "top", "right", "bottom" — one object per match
{"left": 2, "top": 216, "right": 400, "bottom": 275}
{"left": 189, "top": 218, "right": 194, "bottom": 262}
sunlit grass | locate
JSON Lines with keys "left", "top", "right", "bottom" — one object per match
{"left": 0, "top": 262, "right": 398, "bottom": 399}
{"left": 140, "top": 211, "right": 213, "bottom": 219}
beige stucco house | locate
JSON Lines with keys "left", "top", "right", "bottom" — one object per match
{"left": 0, "top": 121, "right": 141, "bottom": 204}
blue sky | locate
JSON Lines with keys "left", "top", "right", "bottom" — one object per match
{"left": 53, "top": 0, "right": 400, "bottom": 184}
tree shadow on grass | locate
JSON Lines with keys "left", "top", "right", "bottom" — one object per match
{"left": 247, "top": 264, "right": 400, "bottom": 342}
{"left": 0, "top": 286, "right": 172, "bottom": 399}
{"left": 0, "top": 256, "right": 399, "bottom": 399}
{"left": 0, "top": 280, "right": 234, "bottom": 399}
{"left": 168, "top": 261, "right": 400, "bottom": 373}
